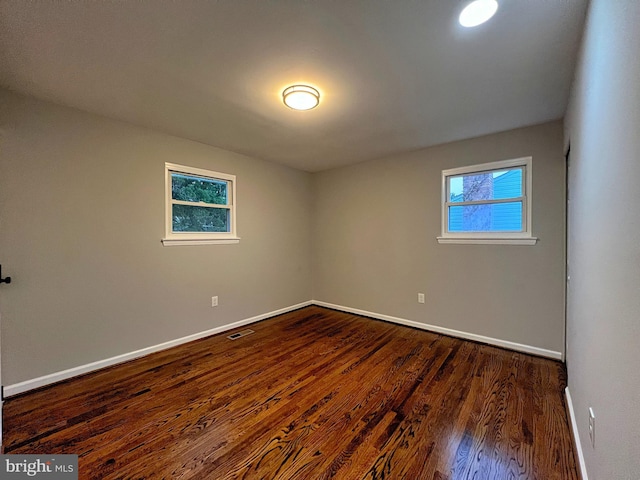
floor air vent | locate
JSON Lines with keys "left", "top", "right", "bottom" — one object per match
{"left": 227, "top": 329, "right": 255, "bottom": 340}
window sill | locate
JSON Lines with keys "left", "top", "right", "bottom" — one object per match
{"left": 436, "top": 237, "right": 538, "bottom": 245}
{"left": 162, "top": 237, "right": 241, "bottom": 246}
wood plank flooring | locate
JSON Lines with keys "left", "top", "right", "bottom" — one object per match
{"left": 3, "top": 306, "right": 578, "bottom": 479}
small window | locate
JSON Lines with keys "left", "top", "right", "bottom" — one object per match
{"left": 162, "top": 163, "right": 239, "bottom": 246}
{"left": 437, "top": 157, "right": 537, "bottom": 245}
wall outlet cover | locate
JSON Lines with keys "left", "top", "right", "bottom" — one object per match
{"left": 588, "top": 407, "right": 595, "bottom": 448}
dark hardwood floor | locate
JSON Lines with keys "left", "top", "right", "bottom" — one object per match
{"left": 3, "top": 306, "right": 578, "bottom": 479}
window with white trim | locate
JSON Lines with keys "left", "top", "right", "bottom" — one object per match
{"left": 437, "top": 157, "right": 537, "bottom": 245}
{"left": 162, "top": 163, "right": 239, "bottom": 246}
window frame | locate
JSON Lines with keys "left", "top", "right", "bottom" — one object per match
{"left": 162, "top": 162, "right": 239, "bottom": 246}
{"left": 437, "top": 156, "right": 537, "bottom": 245}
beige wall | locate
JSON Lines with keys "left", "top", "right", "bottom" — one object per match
{"left": 313, "top": 121, "right": 566, "bottom": 354}
{"left": 0, "top": 90, "right": 312, "bottom": 385}
{"left": 0, "top": 90, "right": 569, "bottom": 390}
{"left": 564, "top": 0, "right": 640, "bottom": 477}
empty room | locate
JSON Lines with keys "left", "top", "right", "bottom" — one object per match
{"left": 0, "top": 0, "right": 638, "bottom": 478}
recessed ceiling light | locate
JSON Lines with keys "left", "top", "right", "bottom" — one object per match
{"left": 282, "top": 85, "right": 320, "bottom": 111}
{"left": 459, "top": 0, "right": 498, "bottom": 28}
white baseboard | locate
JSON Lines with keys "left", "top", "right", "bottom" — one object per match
{"left": 565, "top": 386, "right": 589, "bottom": 480}
{"left": 4, "top": 299, "right": 563, "bottom": 397}
{"left": 312, "top": 300, "right": 563, "bottom": 360}
{"left": 4, "top": 301, "right": 312, "bottom": 398}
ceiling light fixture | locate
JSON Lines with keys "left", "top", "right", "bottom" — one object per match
{"left": 282, "top": 85, "right": 320, "bottom": 111}
{"left": 459, "top": 0, "right": 498, "bottom": 27}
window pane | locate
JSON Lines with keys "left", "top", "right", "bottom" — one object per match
{"left": 171, "top": 173, "right": 228, "bottom": 205}
{"left": 172, "top": 204, "right": 230, "bottom": 232}
{"left": 449, "top": 168, "right": 522, "bottom": 202}
{"left": 448, "top": 202, "right": 523, "bottom": 232}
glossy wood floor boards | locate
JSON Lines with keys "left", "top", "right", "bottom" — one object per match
{"left": 3, "top": 306, "right": 578, "bottom": 479}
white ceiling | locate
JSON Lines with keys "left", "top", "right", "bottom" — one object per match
{"left": 0, "top": 1, "right": 588, "bottom": 172}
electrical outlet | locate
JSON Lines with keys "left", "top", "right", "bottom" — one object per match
{"left": 588, "top": 407, "right": 595, "bottom": 448}
{"left": 418, "top": 293, "right": 425, "bottom": 304}
{"left": 211, "top": 296, "right": 218, "bottom": 307}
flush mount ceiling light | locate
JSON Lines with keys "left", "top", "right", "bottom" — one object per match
{"left": 459, "top": 0, "right": 498, "bottom": 27}
{"left": 282, "top": 85, "right": 320, "bottom": 111}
